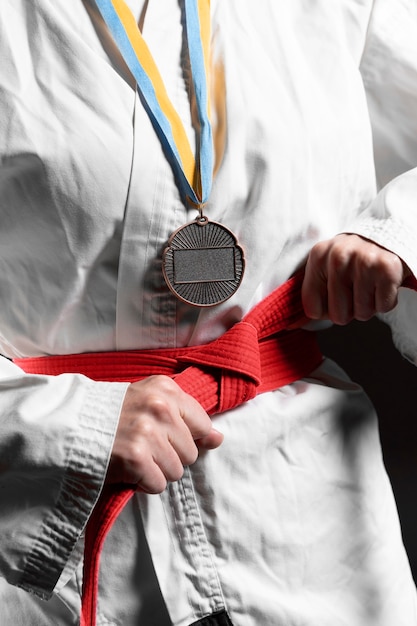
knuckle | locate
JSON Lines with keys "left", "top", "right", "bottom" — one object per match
{"left": 128, "top": 440, "right": 150, "bottom": 472}
{"left": 309, "top": 241, "right": 328, "bottom": 265}
{"left": 145, "top": 394, "right": 172, "bottom": 419}
{"left": 359, "top": 249, "right": 380, "bottom": 273}
{"left": 358, "top": 247, "right": 400, "bottom": 280}
{"left": 149, "top": 374, "right": 179, "bottom": 394}
{"left": 382, "top": 255, "right": 402, "bottom": 280}
{"left": 128, "top": 375, "right": 180, "bottom": 407}
{"left": 329, "top": 246, "right": 350, "bottom": 273}
{"left": 136, "top": 417, "right": 158, "bottom": 439}
{"left": 142, "top": 376, "right": 181, "bottom": 420}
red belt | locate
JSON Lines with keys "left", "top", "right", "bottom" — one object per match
{"left": 24, "top": 268, "right": 417, "bottom": 625}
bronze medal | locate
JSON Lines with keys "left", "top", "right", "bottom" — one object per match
{"left": 162, "top": 215, "right": 245, "bottom": 307}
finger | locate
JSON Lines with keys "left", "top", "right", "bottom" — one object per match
{"left": 177, "top": 391, "right": 214, "bottom": 441}
{"left": 152, "top": 439, "right": 188, "bottom": 482}
{"left": 129, "top": 436, "right": 186, "bottom": 493}
{"left": 326, "top": 266, "right": 353, "bottom": 325}
{"left": 374, "top": 255, "right": 404, "bottom": 313}
{"left": 355, "top": 252, "right": 401, "bottom": 317}
{"left": 352, "top": 271, "right": 376, "bottom": 321}
{"left": 136, "top": 461, "right": 168, "bottom": 494}
{"left": 375, "top": 280, "right": 399, "bottom": 314}
{"left": 302, "top": 250, "right": 328, "bottom": 319}
{"left": 164, "top": 416, "right": 200, "bottom": 466}
{"left": 353, "top": 287, "right": 375, "bottom": 321}
{"left": 114, "top": 445, "right": 169, "bottom": 494}
{"left": 135, "top": 376, "right": 212, "bottom": 445}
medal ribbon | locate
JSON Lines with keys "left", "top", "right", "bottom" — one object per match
{"left": 94, "top": 0, "right": 213, "bottom": 206}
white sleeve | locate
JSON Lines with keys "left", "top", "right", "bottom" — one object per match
{"left": 347, "top": 0, "right": 417, "bottom": 363}
{"left": 0, "top": 355, "right": 128, "bottom": 599}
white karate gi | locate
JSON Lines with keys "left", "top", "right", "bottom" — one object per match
{"left": 1, "top": 1, "right": 417, "bottom": 624}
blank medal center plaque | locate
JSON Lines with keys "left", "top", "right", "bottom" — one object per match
{"left": 173, "top": 247, "right": 236, "bottom": 283}
{"left": 162, "top": 219, "right": 245, "bottom": 307}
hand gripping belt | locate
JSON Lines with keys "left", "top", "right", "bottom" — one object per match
{"left": 14, "top": 271, "right": 417, "bottom": 626}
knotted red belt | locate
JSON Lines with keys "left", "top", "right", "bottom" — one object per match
{"left": 18, "top": 270, "right": 417, "bottom": 626}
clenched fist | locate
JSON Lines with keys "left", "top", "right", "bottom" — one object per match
{"left": 302, "top": 233, "right": 411, "bottom": 325}
{"left": 106, "top": 375, "right": 223, "bottom": 493}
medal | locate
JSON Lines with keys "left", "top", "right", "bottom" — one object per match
{"left": 162, "top": 214, "right": 245, "bottom": 307}
{"left": 95, "top": 0, "right": 245, "bottom": 306}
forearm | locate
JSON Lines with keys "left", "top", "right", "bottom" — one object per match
{"left": 0, "top": 356, "right": 128, "bottom": 598}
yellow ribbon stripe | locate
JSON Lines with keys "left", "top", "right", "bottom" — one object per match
{"left": 111, "top": 0, "right": 196, "bottom": 186}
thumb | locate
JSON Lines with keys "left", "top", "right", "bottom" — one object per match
{"left": 195, "top": 428, "right": 224, "bottom": 450}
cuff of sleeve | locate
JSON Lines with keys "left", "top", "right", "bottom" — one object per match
{"left": 17, "top": 377, "right": 128, "bottom": 600}
{"left": 346, "top": 214, "right": 417, "bottom": 276}
{"left": 345, "top": 169, "right": 417, "bottom": 276}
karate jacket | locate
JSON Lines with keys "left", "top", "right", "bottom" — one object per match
{"left": 1, "top": 1, "right": 417, "bottom": 624}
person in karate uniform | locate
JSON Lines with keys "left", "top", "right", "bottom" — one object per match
{"left": 1, "top": 1, "right": 417, "bottom": 624}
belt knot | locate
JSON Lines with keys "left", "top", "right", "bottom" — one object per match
{"left": 175, "top": 321, "right": 261, "bottom": 413}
